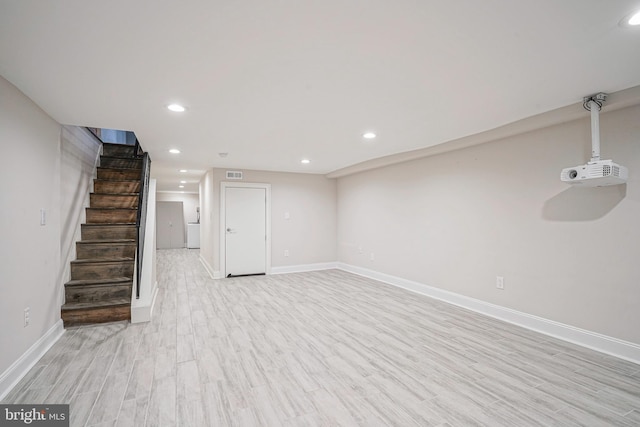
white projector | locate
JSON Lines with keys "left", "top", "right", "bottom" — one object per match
{"left": 560, "top": 160, "right": 628, "bottom": 187}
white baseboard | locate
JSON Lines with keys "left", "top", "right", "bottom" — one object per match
{"left": 337, "top": 263, "right": 640, "bottom": 365}
{"left": 199, "top": 255, "right": 221, "bottom": 279}
{"left": 271, "top": 262, "right": 338, "bottom": 275}
{"left": 0, "top": 320, "right": 64, "bottom": 400}
{"left": 131, "top": 281, "right": 158, "bottom": 324}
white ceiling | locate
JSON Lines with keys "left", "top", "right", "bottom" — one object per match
{"left": 1, "top": 1, "right": 639, "bottom": 193}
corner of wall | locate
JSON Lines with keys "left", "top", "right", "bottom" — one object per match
{"left": 0, "top": 321, "right": 64, "bottom": 401}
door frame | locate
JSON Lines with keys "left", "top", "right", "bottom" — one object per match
{"left": 220, "top": 182, "right": 271, "bottom": 278}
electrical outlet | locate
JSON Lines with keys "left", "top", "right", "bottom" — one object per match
{"left": 357, "top": 246, "right": 363, "bottom": 254}
{"left": 284, "top": 249, "right": 289, "bottom": 257}
{"left": 370, "top": 253, "right": 375, "bottom": 261}
{"left": 496, "top": 276, "right": 505, "bottom": 290}
{"left": 24, "top": 307, "right": 30, "bottom": 327}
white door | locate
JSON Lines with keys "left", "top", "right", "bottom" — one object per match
{"left": 156, "top": 201, "right": 185, "bottom": 249}
{"left": 225, "top": 187, "right": 266, "bottom": 277}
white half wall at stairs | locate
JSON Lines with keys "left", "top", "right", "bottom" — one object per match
{"left": 131, "top": 179, "right": 159, "bottom": 323}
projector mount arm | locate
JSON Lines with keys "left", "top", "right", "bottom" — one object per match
{"left": 583, "top": 92, "right": 607, "bottom": 163}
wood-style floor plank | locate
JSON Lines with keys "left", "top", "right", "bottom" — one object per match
{"left": 3, "top": 248, "right": 640, "bottom": 426}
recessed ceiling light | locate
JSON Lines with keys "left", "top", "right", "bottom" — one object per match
{"left": 363, "top": 132, "right": 376, "bottom": 139}
{"left": 180, "top": 180, "right": 186, "bottom": 184}
{"left": 167, "top": 104, "right": 186, "bottom": 112}
{"left": 179, "top": 169, "right": 187, "bottom": 173}
{"left": 169, "top": 149, "right": 181, "bottom": 154}
{"left": 179, "top": 185, "right": 184, "bottom": 188}
{"left": 620, "top": 10, "right": 640, "bottom": 27}
{"left": 301, "top": 159, "right": 310, "bottom": 164}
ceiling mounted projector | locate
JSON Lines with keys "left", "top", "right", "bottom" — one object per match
{"left": 561, "top": 160, "right": 628, "bottom": 187}
{"left": 560, "top": 93, "right": 628, "bottom": 187}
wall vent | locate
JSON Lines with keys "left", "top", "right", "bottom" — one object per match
{"left": 226, "top": 171, "right": 243, "bottom": 180}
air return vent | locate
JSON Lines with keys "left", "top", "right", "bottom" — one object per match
{"left": 226, "top": 171, "right": 243, "bottom": 180}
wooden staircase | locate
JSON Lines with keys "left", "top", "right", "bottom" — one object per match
{"left": 61, "top": 143, "right": 142, "bottom": 327}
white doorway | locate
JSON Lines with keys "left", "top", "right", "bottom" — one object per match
{"left": 156, "top": 201, "right": 185, "bottom": 249}
{"left": 220, "top": 182, "right": 271, "bottom": 278}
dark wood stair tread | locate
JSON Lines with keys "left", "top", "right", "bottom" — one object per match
{"left": 83, "top": 223, "right": 136, "bottom": 226}
{"left": 97, "top": 166, "right": 142, "bottom": 172}
{"left": 98, "top": 162, "right": 142, "bottom": 171}
{"left": 102, "top": 143, "right": 136, "bottom": 149}
{"left": 92, "top": 192, "right": 140, "bottom": 196}
{"left": 96, "top": 168, "right": 142, "bottom": 176}
{"left": 77, "top": 239, "right": 136, "bottom": 244}
{"left": 94, "top": 179, "right": 141, "bottom": 182}
{"left": 65, "top": 277, "right": 132, "bottom": 287}
{"left": 62, "top": 298, "right": 130, "bottom": 310}
{"left": 71, "top": 257, "right": 134, "bottom": 264}
{"left": 88, "top": 207, "right": 138, "bottom": 209}
{"left": 99, "top": 154, "right": 139, "bottom": 159}
{"left": 97, "top": 167, "right": 142, "bottom": 171}
{"left": 100, "top": 155, "right": 142, "bottom": 160}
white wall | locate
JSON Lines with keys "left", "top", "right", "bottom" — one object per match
{"left": 131, "top": 180, "right": 158, "bottom": 323}
{"left": 156, "top": 192, "right": 200, "bottom": 245}
{"left": 59, "top": 126, "right": 101, "bottom": 302}
{"left": 337, "top": 104, "right": 640, "bottom": 345}
{"left": 0, "top": 76, "right": 63, "bottom": 376}
{"left": 199, "top": 170, "right": 216, "bottom": 275}
{"left": 199, "top": 168, "right": 337, "bottom": 275}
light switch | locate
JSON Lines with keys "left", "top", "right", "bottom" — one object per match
{"left": 284, "top": 212, "right": 290, "bottom": 220}
{"left": 40, "top": 209, "right": 46, "bottom": 226}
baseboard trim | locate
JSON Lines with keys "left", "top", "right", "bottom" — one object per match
{"left": 131, "top": 281, "right": 158, "bottom": 324}
{"left": 0, "top": 320, "right": 64, "bottom": 400}
{"left": 271, "top": 262, "right": 339, "bottom": 275}
{"left": 199, "top": 256, "right": 221, "bottom": 279}
{"left": 337, "top": 263, "right": 640, "bottom": 365}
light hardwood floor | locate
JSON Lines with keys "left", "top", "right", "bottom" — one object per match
{"left": 3, "top": 249, "right": 640, "bottom": 426}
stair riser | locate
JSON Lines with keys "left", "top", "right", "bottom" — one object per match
{"left": 90, "top": 194, "right": 139, "bottom": 208}
{"left": 81, "top": 225, "right": 137, "bottom": 240}
{"left": 86, "top": 208, "right": 137, "bottom": 224}
{"left": 94, "top": 180, "right": 140, "bottom": 194}
{"left": 102, "top": 144, "right": 136, "bottom": 158}
{"left": 62, "top": 305, "right": 130, "bottom": 327}
{"left": 100, "top": 157, "right": 142, "bottom": 169}
{"left": 97, "top": 168, "right": 141, "bottom": 180}
{"left": 71, "top": 261, "right": 134, "bottom": 280}
{"left": 65, "top": 284, "right": 132, "bottom": 304}
{"left": 76, "top": 243, "right": 136, "bottom": 260}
